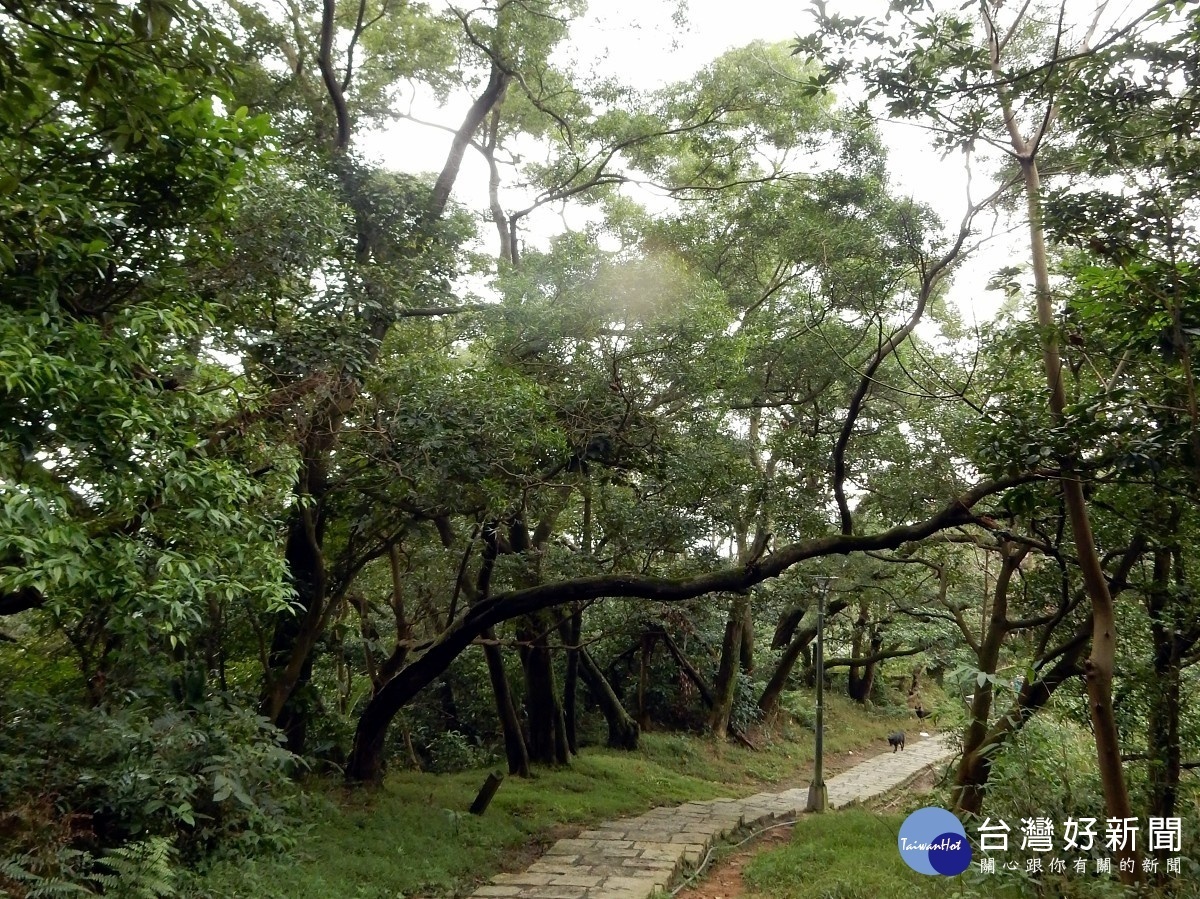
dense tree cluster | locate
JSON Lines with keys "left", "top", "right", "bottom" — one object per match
{"left": 1, "top": 0, "right": 1198, "bottom": 893}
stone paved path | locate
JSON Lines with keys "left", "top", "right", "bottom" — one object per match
{"left": 470, "top": 734, "right": 956, "bottom": 899}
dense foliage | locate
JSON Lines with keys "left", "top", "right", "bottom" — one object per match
{"left": 2, "top": 0, "right": 1199, "bottom": 895}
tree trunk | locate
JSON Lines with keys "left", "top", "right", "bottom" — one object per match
{"left": 261, "top": 386, "right": 355, "bottom": 752}
{"left": 908, "top": 664, "right": 921, "bottom": 696}
{"left": 636, "top": 631, "right": 656, "bottom": 731}
{"left": 347, "top": 627, "right": 478, "bottom": 783}
{"left": 950, "top": 542, "right": 1023, "bottom": 813}
{"left": 563, "top": 487, "right": 593, "bottom": 753}
{"left": 757, "top": 596, "right": 848, "bottom": 718}
{"left": 429, "top": 63, "right": 510, "bottom": 220}
{"left": 656, "top": 627, "right": 715, "bottom": 707}
{"left": 738, "top": 599, "right": 755, "bottom": 674}
{"left": 847, "top": 601, "right": 880, "bottom": 704}
{"left": 554, "top": 687, "right": 571, "bottom": 761}
{"left": 771, "top": 606, "right": 804, "bottom": 649}
{"left": 519, "top": 618, "right": 569, "bottom": 765}
{"left": 848, "top": 604, "right": 865, "bottom": 701}
{"left": 482, "top": 628, "right": 529, "bottom": 777}
{"left": 952, "top": 631, "right": 1088, "bottom": 816}
{"left": 950, "top": 531, "right": 1146, "bottom": 817}
{"left": 657, "top": 627, "right": 760, "bottom": 746}
{"left": 483, "top": 109, "right": 515, "bottom": 266}
{"left": 1146, "top": 548, "right": 1181, "bottom": 820}
{"left": 578, "top": 645, "right": 640, "bottom": 749}
{"left": 709, "top": 594, "right": 749, "bottom": 737}
{"left": 757, "top": 620, "right": 816, "bottom": 720}
{"left": 848, "top": 629, "right": 882, "bottom": 704}
{"left": 263, "top": 503, "right": 329, "bottom": 753}
{"left": 1020, "top": 157, "right": 1135, "bottom": 868}
{"left": 562, "top": 604, "right": 582, "bottom": 754}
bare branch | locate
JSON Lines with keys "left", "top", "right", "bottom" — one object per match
{"left": 318, "top": 0, "right": 351, "bottom": 150}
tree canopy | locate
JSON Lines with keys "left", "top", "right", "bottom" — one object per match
{"left": 2, "top": 1, "right": 1199, "bottom": 894}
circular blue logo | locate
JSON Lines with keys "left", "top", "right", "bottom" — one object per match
{"left": 897, "top": 807, "right": 972, "bottom": 876}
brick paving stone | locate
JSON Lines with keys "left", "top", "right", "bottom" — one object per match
{"left": 543, "top": 873, "right": 606, "bottom": 888}
{"left": 492, "top": 872, "right": 555, "bottom": 886}
{"left": 466, "top": 733, "right": 955, "bottom": 899}
{"left": 526, "top": 862, "right": 578, "bottom": 876}
{"left": 513, "top": 887, "right": 590, "bottom": 899}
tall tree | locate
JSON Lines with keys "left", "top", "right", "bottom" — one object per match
{"left": 797, "top": 1, "right": 1196, "bottom": 877}
{"left": 0, "top": 0, "right": 291, "bottom": 687}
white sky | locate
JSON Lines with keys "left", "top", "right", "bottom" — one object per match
{"left": 361, "top": 0, "right": 1018, "bottom": 324}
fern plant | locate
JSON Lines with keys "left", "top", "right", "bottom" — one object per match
{"left": 1, "top": 837, "right": 177, "bottom": 899}
{"left": 92, "top": 838, "right": 176, "bottom": 899}
{"left": 1, "top": 846, "right": 95, "bottom": 897}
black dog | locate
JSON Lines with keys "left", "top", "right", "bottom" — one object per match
{"left": 887, "top": 731, "right": 906, "bottom": 752}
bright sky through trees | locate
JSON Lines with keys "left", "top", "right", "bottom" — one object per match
{"left": 363, "top": 0, "right": 1012, "bottom": 323}
{"left": 7, "top": 0, "right": 1199, "bottom": 890}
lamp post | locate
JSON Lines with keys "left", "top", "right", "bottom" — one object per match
{"left": 806, "top": 575, "right": 835, "bottom": 812}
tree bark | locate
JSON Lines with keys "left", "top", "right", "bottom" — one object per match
{"left": 561, "top": 604, "right": 582, "bottom": 754}
{"left": 482, "top": 628, "right": 529, "bottom": 777}
{"left": 636, "top": 631, "right": 656, "bottom": 731}
{"left": 577, "top": 645, "right": 640, "bottom": 749}
{"left": 847, "top": 600, "right": 880, "bottom": 704}
{"left": 758, "top": 599, "right": 848, "bottom": 718}
{"left": 950, "top": 542, "right": 1024, "bottom": 813}
{"left": 263, "top": 436, "right": 337, "bottom": 752}
{"left": 656, "top": 626, "right": 759, "bottom": 746}
{"left": 981, "top": 3, "right": 1136, "bottom": 865}
{"left": 1021, "top": 156, "right": 1135, "bottom": 863}
{"left": 429, "top": 62, "right": 509, "bottom": 220}
{"left": 847, "top": 628, "right": 882, "bottom": 704}
{"left": 952, "top": 630, "right": 1088, "bottom": 816}
{"left": 758, "top": 622, "right": 815, "bottom": 720}
{"left": 1146, "top": 548, "right": 1180, "bottom": 820}
{"left": 950, "top": 540, "right": 1145, "bottom": 816}
{"left": 343, "top": 475, "right": 1035, "bottom": 783}
{"left": 738, "top": 598, "right": 755, "bottom": 675}
{"left": 709, "top": 594, "right": 749, "bottom": 737}
{"left": 518, "top": 616, "right": 569, "bottom": 765}
{"left": 656, "top": 627, "right": 715, "bottom": 707}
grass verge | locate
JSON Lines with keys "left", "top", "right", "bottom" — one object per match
{"left": 739, "top": 806, "right": 1165, "bottom": 899}
{"left": 183, "top": 692, "right": 913, "bottom": 898}
{"left": 741, "top": 808, "right": 966, "bottom": 899}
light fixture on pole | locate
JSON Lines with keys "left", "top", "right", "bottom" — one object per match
{"left": 806, "top": 575, "right": 836, "bottom": 813}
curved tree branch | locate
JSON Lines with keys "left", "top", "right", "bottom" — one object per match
{"left": 318, "top": 0, "right": 351, "bottom": 151}
{"left": 832, "top": 209, "right": 972, "bottom": 534}
{"left": 429, "top": 61, "right": 510, "bottom": 219}
{"left": 825, "top": 642, "right": 930, "bottom": 668}
{"left": 346, "top": 469, "right": 1046, "bottom": 781}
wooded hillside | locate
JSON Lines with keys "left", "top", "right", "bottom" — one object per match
{"left": 2, "top": 1, "right": 1198, "bottom": 894}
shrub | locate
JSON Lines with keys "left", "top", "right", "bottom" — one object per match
{"left": 983, "top": 713, "right": 1104, "bottom": 826}
{"left": 421, "top": 729, "right": 490, "bottom": 773}
{"left": 731, "top": 671, "right": 763, "bottom": 734}
{"left": 0, "top": 690, "right": 300, "bottom": 890}
{"left": 781, "top": 690, "right": 817, "bottom": 729}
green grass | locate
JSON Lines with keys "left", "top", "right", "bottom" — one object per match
{"left": 740, "top": 808, "right": 1169, "bottom": 899}
{"left": 742, "top": 809, "right": 969, "bottom": 899}
{"left": 183, "top": 693, "right": 914, "bottom": 898}
{"left": 184, "top": 750, "right": 719, "bottom": 899}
